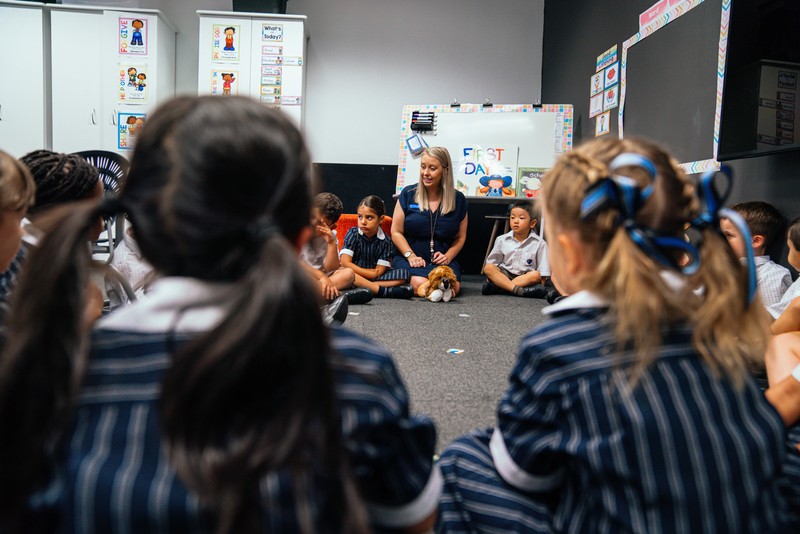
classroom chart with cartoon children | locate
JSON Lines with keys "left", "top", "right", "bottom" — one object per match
{"left": 396, "top": 103, "right": 573, "bottom": 201}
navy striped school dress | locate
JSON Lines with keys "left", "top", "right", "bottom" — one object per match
{"left": 341, "top": 227, "right": 408, "bottom": 281}
{"left": 26, "top": 278, "right": 439, "bottom": 532}
{"left": 437, "top": 290, "right": 795, "bottom": 533}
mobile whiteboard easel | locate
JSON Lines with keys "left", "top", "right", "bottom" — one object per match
{"left": 396, "top": 104, "right": 573, "bottom": 202}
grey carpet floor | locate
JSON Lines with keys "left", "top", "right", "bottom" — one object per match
{"left": 340, "top": 274, "right": 550, "bottom": 452}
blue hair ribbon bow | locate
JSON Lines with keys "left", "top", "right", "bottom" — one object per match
{"left": 692, "top": 165, "right": 757, "bottom": 305}
{"left": 580, "top": 153, "right": 700, "bottom": 275}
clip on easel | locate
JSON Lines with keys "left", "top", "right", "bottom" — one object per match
{"left": 482, "top": 98, "right": 493, "bottom": 108}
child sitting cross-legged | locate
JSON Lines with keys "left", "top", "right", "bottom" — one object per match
{"left": 340, "top": 195, "right": 413, "bottom": 299}
{"left": 481, "top": 200, "right": 552, "bottom": 299}
{"left": 299, "top": 192, "right": 372, "bottom": 305}
{"left": 721, "top": 201, "right": 791, "bottom": 308}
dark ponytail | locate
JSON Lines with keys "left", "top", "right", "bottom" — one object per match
{"left": 0, "top": 200, "right": 101, "bottom": 520}
{"left": 134, "top": 96, "right": 368, "bottom": 532}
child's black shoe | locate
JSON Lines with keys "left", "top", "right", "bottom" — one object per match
{"left": 321, "top": 295, "right": 348, "bottom": 326}
{"left": 521, "top": 285, "right": 548, "bottom": 298}
{"left": 343, "top": 287, "right": 373, "bottom": 305}
{"left": 481, "top": 280, "right": 502, "bottom": 295}
{"left": 545, "top": 289, "right": 563, "bottom": 304}
{"left": 378, "top": 284, "right": 413, "bottom": 299}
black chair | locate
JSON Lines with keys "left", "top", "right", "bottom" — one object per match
{"left": 73, "top": 150, "right": 130, "bottom": 262}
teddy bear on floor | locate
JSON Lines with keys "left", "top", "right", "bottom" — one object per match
{"left": 422, "top": 265, "right": 458, "bottom": 302}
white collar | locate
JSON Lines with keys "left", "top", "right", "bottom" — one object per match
{"left": 357, "top": 227, "right": 386, "bottom": 240}
{"left": 752, "top": 255, "right": 770, "bottom": 266}
{"left": 542, "top": 290, "right": 608, "bottom": 315}
{"left": 97, "top": 277, "right": 234, "bottom": 333}
{"left": 503, "top": 229, "right": 541, "bottom": 244}
{"left": 21, "top": 218, "right": 42, "bottom": 246}
{"left": 543, "top": 271, "right": 684, "bottom": 315}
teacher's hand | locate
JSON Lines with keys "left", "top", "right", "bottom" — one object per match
{"left": 432, "top": 251, "right": 450, "bottom": 266}
{"left": 408, "top": 254, "right": 426, "bottom": 268}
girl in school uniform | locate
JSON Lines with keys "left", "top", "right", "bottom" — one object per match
{"left": 436, "top": 137, "right": 798, "bottom": 532}
{"left": 340, "top": 195, "right": 413, "bottom": 298}
{"left": 0, "top": 96, "right": 440, "bottom": 533}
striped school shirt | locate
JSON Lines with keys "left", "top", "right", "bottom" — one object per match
{"left": 340, "top": 227, "right": 395, "bottom": 269}
{"left": 492, "top": 290, "right": 788, "bottom": 533}
{"left": 28, "top": 277, "right": 440, "bottom": 533}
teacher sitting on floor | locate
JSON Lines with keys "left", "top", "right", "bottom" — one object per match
{"left": 391, "top": 146, "right": 468, "bottom": 296}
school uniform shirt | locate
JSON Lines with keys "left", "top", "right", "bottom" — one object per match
{"left": 485, "top": 229, "right": 550, "bottom": 277}
{"left": 754, "top": 255, "right": 792, "bottom": 308}
{"left": 768, "top": 276, "right": 800, "bottom": 319}
{"left": 28, "top": 277, "right": 440, "bottom": 533}
{"left": 438, "top": 290, "right": 791, "bottom": 533}
{"left": 299, "top": 230, "right": 338, "bottom": 271}
{"left": 341, "top": 227, "right": 394, "bottom": 269}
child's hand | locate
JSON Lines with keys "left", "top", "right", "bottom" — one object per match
{"left": 83, "top": 282, "right": 104, "bottom": 330}
{"left": 317, "top": 224, "right": 335, "bottom": 244}
{"left": 318, "top": 275, "right": 339, "bottom": 301}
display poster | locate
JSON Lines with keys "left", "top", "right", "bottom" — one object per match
{"left": 118, "top": 64, "right": 148, "bottom": 103}
{"left": 517, "top": 168, "right": 546, "bottom": 198}
{"left": 210, "top": 70, "right": 238, "bottom": 96}
{"left": 455, "top": 145, "right": 519, "bottom": 198}
{"left": 119, "top": 17, "right": 148, "bottom": 56}
{"left": 212, "top": 24, "right": 240, "bottom": 61}
{"left": 118, "top": 112, "right": 146, "bottom": 150}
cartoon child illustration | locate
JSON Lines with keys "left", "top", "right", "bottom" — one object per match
{"left": 131, "top": 19, "right": 144, "bottom": 46}
{"left": 221, "top": 73, "right": 235, "bottom": 95}
{"left": 126, "top": 115, "right": 138, "bottom": 137}
{"left": 478, "top": 174, "right": 514, "bottom": 197}
{"left": 223, "top": 27, "right": 235, "bottom": 51}
{"left": 127, "top": 67, "right": 137, "bottom": 86}
{"left": 136, "top": 72, "right": 147, "bottom": 91}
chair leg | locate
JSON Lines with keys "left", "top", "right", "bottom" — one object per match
{"left": 481, "top": 220, "right": 503, "bottom": 275}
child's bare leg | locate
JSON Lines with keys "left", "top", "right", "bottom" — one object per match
{"left": 330, "top": 268, "right": 355, "bottom": 290}
{"left": 766, "top": 332, "right": 800, "bottom": 386}
{"left": 510, "top": 271, "right": 543, "bottom": 288}
{"left": 484, "top": 263, "right": 514, "bottom": 292}
{"left": 411, "top": 275, "right": 428, "bottom": 295}
{"left": 352, "top": 273, "right": 381, "bottom": 294}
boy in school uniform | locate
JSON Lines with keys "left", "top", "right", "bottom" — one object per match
{"left": 721, "top": 201, "right": 791, "bottom": 308}
{"left": 299, "top": 192, "right": 372, "bottom": 305}
{"left": 482, "top": 200, "right": 551, "bottom": 298}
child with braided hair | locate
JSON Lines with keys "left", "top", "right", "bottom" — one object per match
{"left": 437, "top": 137, "right": 796, "bottom": 532}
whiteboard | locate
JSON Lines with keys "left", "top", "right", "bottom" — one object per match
{"left": 396, "top": 104, "right": 573, "bottom": 200}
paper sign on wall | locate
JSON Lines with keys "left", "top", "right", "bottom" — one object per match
{"left": 212, "top": 24, "right": 240, "bottom": 61}
{"left": 455, "top": 145, "right": 519, "bottom": 198}
{"left": 119, "top": 17, "right": 148, "bottom": 56}
{"left": 118, "top": 64, "right": 148, "bottom": 103}
{"left": 210, "top": 70, "right": 238, "bottom": 96}
{"left": 118, "top": 112, "right": 146, "bottom": 150}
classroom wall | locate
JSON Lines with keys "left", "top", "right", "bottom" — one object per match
{"left": 542, "top": 0, "right": 800, "bottom": 233}
{"left": 286, "top": 0, "right": 544, "bottom": 165}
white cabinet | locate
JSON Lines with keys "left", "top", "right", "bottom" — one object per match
{"left": 0, "top": 1, "right": 47, "bottom": 158}
{"left": 49, "top": 5, "right": 176, "bottom": 155}
{"left": 50, "top": 8, "right": 104, "bottom": 153}
{"left": 197, "top": 11, "right": 307, "bottom": 128}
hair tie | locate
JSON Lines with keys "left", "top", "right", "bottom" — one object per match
{"left": 690, "top": 166, "right": 756, "bottom": 304}
{"left": 580, "top": 153, "right": 700, "bottom": 275}
{"left": 247, "top": 215, "right": 280, "bottom": 243}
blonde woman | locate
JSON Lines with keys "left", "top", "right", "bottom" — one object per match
{"left": 391, "top": 147, "right": 468, "bottom": 296}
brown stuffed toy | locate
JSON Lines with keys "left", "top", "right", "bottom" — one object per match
{"left": 420, "top": 265, "right": 458, "bottom": 302}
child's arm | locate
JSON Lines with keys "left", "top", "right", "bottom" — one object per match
{"left": 301, "top": 262, "right": 339, "bottom": 300}
{"left": 766, "top": 332, "right": 800, "bottom": 387}
{"left": 340, "top": 253, "right": 386, "bottom": 280}
{"left": 318, "top": 225, "right": 341, "bottom": 273}
{"left": 771, "top": 296, "right": 800, "bottom": 335}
